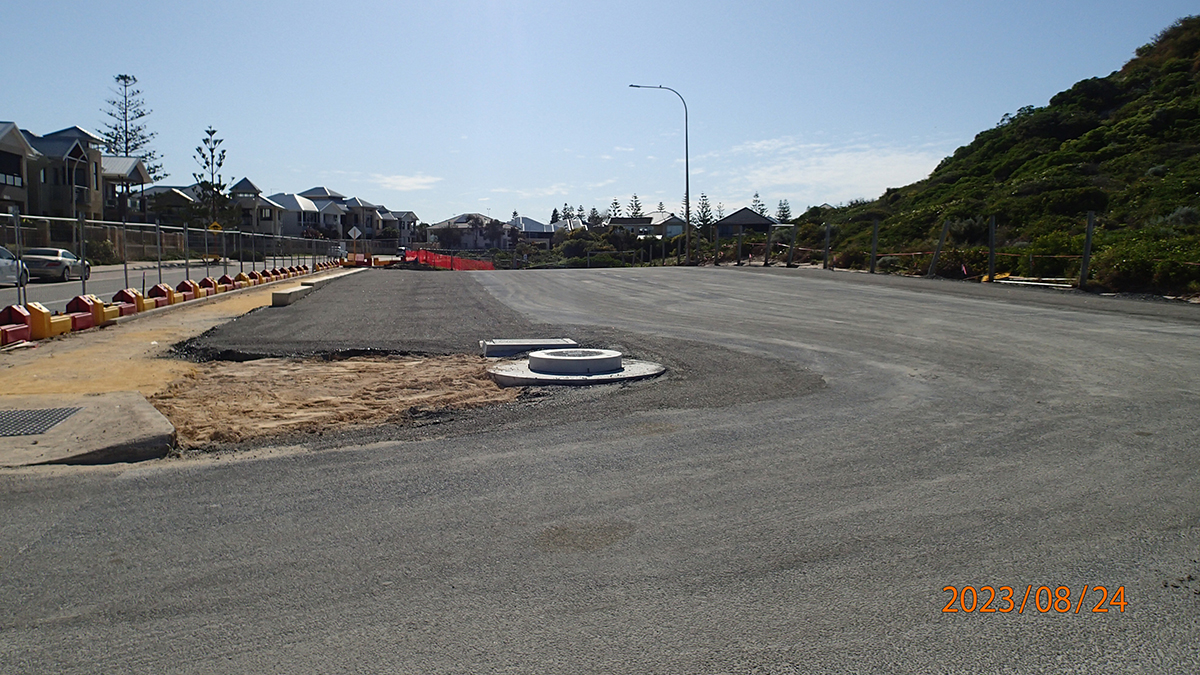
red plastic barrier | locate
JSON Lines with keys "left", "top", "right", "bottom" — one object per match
{"left": 404, "top": 249, "right": 495, "bottom": 271}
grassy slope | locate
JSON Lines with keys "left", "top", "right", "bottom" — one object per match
{"left": 797, "top": 16, "right": 1200, "bottom": 292}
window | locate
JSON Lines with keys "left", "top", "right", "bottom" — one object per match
{"left": 260, "top": 208, "right": 272, "bottom": 220}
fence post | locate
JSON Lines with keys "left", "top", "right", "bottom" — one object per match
{"left": 10, "top": 207, "right": 25, "bottom": 306}
{"left": 155, "top": 218, "right": 163, "bottom": 284}
{"left": 823, "top": 222, "right": 832, "bottom": 270}
{"left": 927, "top": 219, "right": 950, "bottom": 277}
{"left": 78, "top": 213, "right": 88, "bottom": 295}
{"left": 121, "top": 212, "right": 129, "bottom": 290}
{"left": 787, "top": 224, "right": 799, "bottom": 267}
{"left": 1079, "top": 211, "right": 1095, "bottom": 289}
{"left": 184, "top": 221, "right": 191, "bottom": 281}
{"left": 736, "top": 226, "right": 744, "bottom": 265}
{"left": 869, "top": 218, "right": 880, "bottom": 274}
{"left": 987, "top": 215, "right": 996, "bottom": 282}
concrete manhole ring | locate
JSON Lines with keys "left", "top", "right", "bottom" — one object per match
{"left": 488, "top": 348, "right": 665, "bottom": 387}
{"left": 529, "top": 348, "right": 623, "bottom": 374}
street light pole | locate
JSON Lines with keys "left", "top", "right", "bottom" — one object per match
{"left": 630, "top": 84, "right": 690, "bottom": 264}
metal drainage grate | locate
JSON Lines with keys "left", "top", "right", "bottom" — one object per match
{"left": 0, "top": 407, "right": 83, "bottom": 437}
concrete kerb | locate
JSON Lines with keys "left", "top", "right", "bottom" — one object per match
{"left": 0, "top": 392, "right": 176, "bottom": 466}
{"left": 111, "top": 267, "right": 364, "bottom": 325}
{"left": 272, "top": 269, "right": 368, "bottom": 307}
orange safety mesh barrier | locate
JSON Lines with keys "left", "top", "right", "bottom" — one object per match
{"left": 405, "top": 250, "right": 495, "bottom": 271}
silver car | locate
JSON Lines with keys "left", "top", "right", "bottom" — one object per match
{"left": 0, "top": 246, "right": 29, "bottom": 287}
{"left": 22, "top": 247, "right": 91, "bottom": 282}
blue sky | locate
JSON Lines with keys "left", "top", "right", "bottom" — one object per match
{"left": 5, "top": 1, "right": 1195, "bottom": 224}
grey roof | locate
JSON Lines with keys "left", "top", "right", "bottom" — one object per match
{"left": 100, "top": 156, "right": 151, "bottom": 184}
{"left": 378, "top": 209, "right": 398, "bottom": 221}
{"left": 267, "top": 193, "right": 319, "bottom": 212}
{"left": 714, "top": 207, "right": 778, "bottom": 227}
{"left": 508, "top": 216, "right": 548, "bottom": 232}
{"left": 647, "top": 210, "right": 684, "bottom": 226}
{"left": 0, "top": 122, "right": 39, "bottom": 158}
{"left": 299, "top": 186, "right": 345, "bottom": 199}
{"left": 229, "top": 177, "right": 261, "bottom": 194}
{"left": 142, "top": 186, "right": 196, "bottom": 203}
{"left": 342, "top": 196, "right": 375, "bottom": 208}
{"left": 44, "top": 126, "right": 104, "bottom": 145}
{"left": 314, "top": 200, "right": 348, "bottom": 214}
{"left": 22, "top": 130, "right": 87, "bottom": 161}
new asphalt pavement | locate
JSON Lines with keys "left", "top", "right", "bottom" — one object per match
{"left": 2, "top": 266, "right": 1199, "bottom": 673}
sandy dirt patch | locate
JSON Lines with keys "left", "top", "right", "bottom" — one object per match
{"left": 149, "top": 354, "right": 518, "bottom": 447}
{"left": 1, "top": 278, "right": 518, "bottom": 450}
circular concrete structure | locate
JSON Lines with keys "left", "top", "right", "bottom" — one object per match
{"left": 488, "top": 349, "right": 665, "bottom": 387}
{"left": 529, "top": 349, "right": 623, "bottom": 375}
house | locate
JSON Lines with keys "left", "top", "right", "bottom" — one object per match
{"left": 429, "top": 213, "right": 510, "bottom": 249}
{"left": 0, "top": 122, "right": 39, "bottom": 216}
{"left": 509, "top": 216, "right": 552, "bottom": 246}
{"left": 229, "top": 178, "right": 283, "bottom": 235}
{"left": 715, "top": 207, "right": 778, "bottom": 239}
{"left": 268, "top": 192, "right": 320, "bottom": 237}
{"left": 100, "top": 156, "right": 151, "bottom": 221}
{"left": 342, "top": 197, "right": 378, "bottom": 238}
{"left": 299, "top": 187, "right": 348, "bottom": 238}
{"left": 645, "top": 211, "right": 687, "bottom": 238}
{"left": 21, "top": 126, "right": 106, "bottom": 220}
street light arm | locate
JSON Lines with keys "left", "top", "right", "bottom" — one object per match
{"left": 629, "top": 83, "right": 691, "bottom": 264}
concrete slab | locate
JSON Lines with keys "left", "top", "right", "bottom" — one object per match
{"left": 480, "top": 338, "right": 578, "bottom": 357}
{"left": 0, "top": 392, "right": 175, "bottom": 466}
{"left": 271, "top": 285, "right": 313, "bottom": 307}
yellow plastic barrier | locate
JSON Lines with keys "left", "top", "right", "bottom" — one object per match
{"left": 84, "top": 295, "right": 120, "bottom": 324}
{"left": 26, "top": 302, "right": 72, "bottom": 339}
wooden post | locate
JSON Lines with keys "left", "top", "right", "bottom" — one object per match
{"left": 927, "top": 218, "right": 950, "bottom": 277}
{"left": 763, "top": 228, "right": 771, "bottom": 267}
{"left": 712, "top": 223, "right": 720, "bottom": 266}
{"left": 736, "top": 226, "right": 744, "bottom": 265}
{"left": 1079, "top": 211, "right": 1095, "bottom": 289}
{"left": 869, "top": 218, "right": 880, "bottom": 274}
{"left": 987, "top": 215, "right": 996, "bottom": 282}
{"left": 787, "top": 224, "right": 799, "bottom": 267}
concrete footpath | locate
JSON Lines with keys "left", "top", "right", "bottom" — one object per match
{"left": 0, "top": 267, "right": 363, "bottom": 467}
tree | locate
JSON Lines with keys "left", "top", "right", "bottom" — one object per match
{"left": 588, "top": 207, "right": 602, "bottom": 225}
{"left": 716, "top": 202, "right": 725, "bottom": 220}
{"left": 577, "top": 205, "right": 585, "bottom": 220}
{"left": 609, "top": 198, "right": 622, "bottom": 218}
{"left": 562, "top": 204, "right": 575, "bottom": 220}
{"left": 776, "top": 199, "right": 792, "bottom": 222}
{"left": 431, "top": 225, "right": 463, "bottom": 248}
{"left": 550, "top": 208, "right": 560, "bottom": 224}
{"left": 192, "top": 126, "right": 230, "bottom": 228}
{"left": 511, "top": 210, "right": 519, "bottom": 221}
{"left": 628, "top": 193, "right": 643, "bottom": 218}
{"left": 751, "top": 192, "right": 767, "bottom": 217}
{"left": 657, "top": 201, "right": 666, "bottom": 213}
{"left": 696, "top": 193, "right": 714, "bottom": 228}
{"left": 101, "top": 74, "right": 167, "bottom": 183}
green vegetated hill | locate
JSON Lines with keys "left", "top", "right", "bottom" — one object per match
{"left": 801, "top": 15, "right": 1200, "bottom": 293}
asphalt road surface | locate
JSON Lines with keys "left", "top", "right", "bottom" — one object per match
{"left": 2, "top": 266, "right": 1199, "bottom": 673}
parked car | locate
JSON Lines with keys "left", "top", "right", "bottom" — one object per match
{"left": 21, "top": 247, "right": 91, "bottom": 282}
{"left": 0, "top": 246, "right": 29, "bottom": 286}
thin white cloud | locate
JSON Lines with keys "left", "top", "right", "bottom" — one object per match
{"left": 587, "top": 178, "right": 617, "bottom": 189}
{"left": 373, "top": 173, "right": 443, "bottom": 191}
{"left": 708, "top": 137, "right": 949, "bottom": 207}
{"left": 614, "top": 146, "right": 634, "bottom": 152}
{"left": 490, "top": 183, "right": 570, "bottom": 199}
